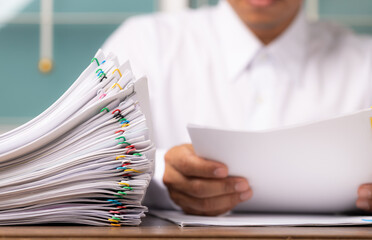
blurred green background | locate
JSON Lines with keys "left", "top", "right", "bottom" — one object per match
{"left": 0, "top": 0, "right": 371, "bottom": 128}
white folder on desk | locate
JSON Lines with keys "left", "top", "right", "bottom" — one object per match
{"left": 188, "top": 108, "right": 372, "bottom": 213}
{"left": 151, "top": 210, "right": 372, "bottom": 227}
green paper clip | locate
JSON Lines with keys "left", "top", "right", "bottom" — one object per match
{"left": 115, "top": 136, "right": 126, "bottom": 144}
{"left": 100, "top": 107, "right": 109, "bottom": 113}
{"left": 91, "top": 58, "right": 100, "bottom": 66}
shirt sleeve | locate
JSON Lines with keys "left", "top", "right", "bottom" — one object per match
{"left": 143, "top": 148, "right": 181, "bottom": 210}
{"left": 102, "top": 17, "right": 149, "bottom": 78}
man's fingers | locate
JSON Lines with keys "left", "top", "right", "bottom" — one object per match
{"left": 169, "top": 189, "right": 253, "bottom": 214}
{"left": 182, "top": 206, "right": 233, "bottom": 216}
{"left": 356, "top": 198, "right": 371, "bottom": 211}
{"left": 186, "top": 177, "right": 250, "bottom": 198}
{"left": 163, "top": 161, "right": 187, "bottom": 189}
{"left": 169, "top": 175, "right": 250, "bottom": 198}
{"left": 358, "top": 184, "right": 372, "bottom": 199}
{"left": 165, "top": 145, "right": 228, "bottom": 178}
{"left": 356, "top": 184, "right": 372, "bottom": 211}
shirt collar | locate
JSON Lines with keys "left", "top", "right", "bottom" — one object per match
{"left": 213, "top": 0, "right": 262, "bottom": 81}
{"left": 213, "top": 0, "right": 308, "bottom": 82}
{"left": 266, "top": 9, "right": 308, "bottom": 82}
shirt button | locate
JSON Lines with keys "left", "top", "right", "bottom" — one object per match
{"left": 256, "top": 95, "right": 264, "bottom": 104}
{"left": 256, "top": 52, "right": 268, "bottom": 62}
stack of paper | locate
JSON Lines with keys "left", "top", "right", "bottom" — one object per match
{"left": 0, "top": 50, "right": 155, "bottom": 226}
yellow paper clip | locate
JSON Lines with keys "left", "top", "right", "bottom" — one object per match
{"left": 124, "top": 169, "right": 142, "bottom": 173}
{"left": 108, "top": 218, "right": 120, "bottom": 223}
{"left": 370, "top": 117, "right": 372, "bottom": 128}
{"left": 112, "top": 69, "right": 122, "bottom": 77}
{"left": 111, "top": 83, "right": 123, "bottom": 90}
{"left": 118, "top": 182, "right": 130, "bottom": 186}
{"left": 121, "top": 123, "right": 130, "bottom": 128}
{"left": 116, "top": 155, "right": 126, "bottom": 160}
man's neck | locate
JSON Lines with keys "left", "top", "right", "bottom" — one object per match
{"left": 247, "top": 13, "right": 298, "bottom": 45}
{"left": 227, "top": 0, "right": 302, "bottom": 45}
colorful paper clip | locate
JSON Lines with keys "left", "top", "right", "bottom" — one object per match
{"left": 115, "top": 136, "right": 127, "bottom": 144}
{"left": 116, "top": 155, "right": 126, "bottom": 160}
{"left": 107, "top": 199, "right": 122, "bottom": 205}
{"left": 118, "top": 182, "right": 130, "bottom": 186}
{"left": 112, "top": 69, "right": 122, "bottom": 77}
{"left": 99, "top": 94, "right": 107, "bottom": 100}
{"left": 126, "top": 148, "right": 136, "bottom": 154}
{"left": 91, "top": 58, "right": 100, "bottom": 66}
{"left": 110, "top": 223, "right": 121, "bottom": 227}
{"left": 124, "top": 169, "right": 142, "bottom": 173}
{"left": 117, "top": 166, "right": 127, "bottom": 170}
{"left": 112, "top": 109, "right": 121, "bottom": 115}
{"left": 96, "top": 69, "right": 104, "bottom": 76}
{"left": 100, "top": 75, "right": 107, "bottom": 82}
{"left": 108, "top": 218, "right": 120, "bottom": 223}
{"left": 111, "top": 83, "right": 123, "bottom": 90}
{"left": 114, "top": 114, "right": 124, "bottom": 120}
{"left": 100, "top": 107, "right": 109, "bottom": 113}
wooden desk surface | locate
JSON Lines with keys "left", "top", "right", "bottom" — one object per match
{"left": 1, "top": 215, "right": 372, "bottom": 240}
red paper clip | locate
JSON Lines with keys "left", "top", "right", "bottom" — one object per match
{"left": 126, "top": 148, "right": 136, "bottom": 154}
{"left": 112, "top": 109, "right": 121, "bottom": 115}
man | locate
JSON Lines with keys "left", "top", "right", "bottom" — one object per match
{"left": 103, "top": 0, "right": 372, "bottom": 216}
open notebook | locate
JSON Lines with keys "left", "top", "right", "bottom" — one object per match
{"left": 0, "top": 50, "right": 156, "bottom": 226}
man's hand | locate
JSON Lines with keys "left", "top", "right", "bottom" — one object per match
{"left": 357, "top": 184, "right": 372, "bottom": 211}
{"left": 163, "top": 144, "right": 252, "bottom": 216}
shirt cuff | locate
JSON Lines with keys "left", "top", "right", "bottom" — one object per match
{"left": 143, "top": 148, "right": 181, "bottom": 211}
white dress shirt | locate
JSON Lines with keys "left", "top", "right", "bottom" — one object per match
{"left": 103, "top": 0, "right": 372, "bottom": 210}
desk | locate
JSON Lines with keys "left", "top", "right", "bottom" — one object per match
{"left": 1, "top": 215, "right": 372, "bottom": 240}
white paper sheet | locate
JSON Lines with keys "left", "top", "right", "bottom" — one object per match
{"left": 188, "top": 108, "right": 372, "bottom": 213}
{"left": 151, "top": 210, "right": 372, "bottom": 227}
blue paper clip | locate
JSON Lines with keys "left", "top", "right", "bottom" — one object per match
{"left": 116, "top": 167, "right": 127, "bottom": 170}
{"left": 107, "top": 199, "right": 122, "bottom": 205}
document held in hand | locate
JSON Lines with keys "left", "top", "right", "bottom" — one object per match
{"left": 188, "top": 108, "right": 372, "bottom": 213}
